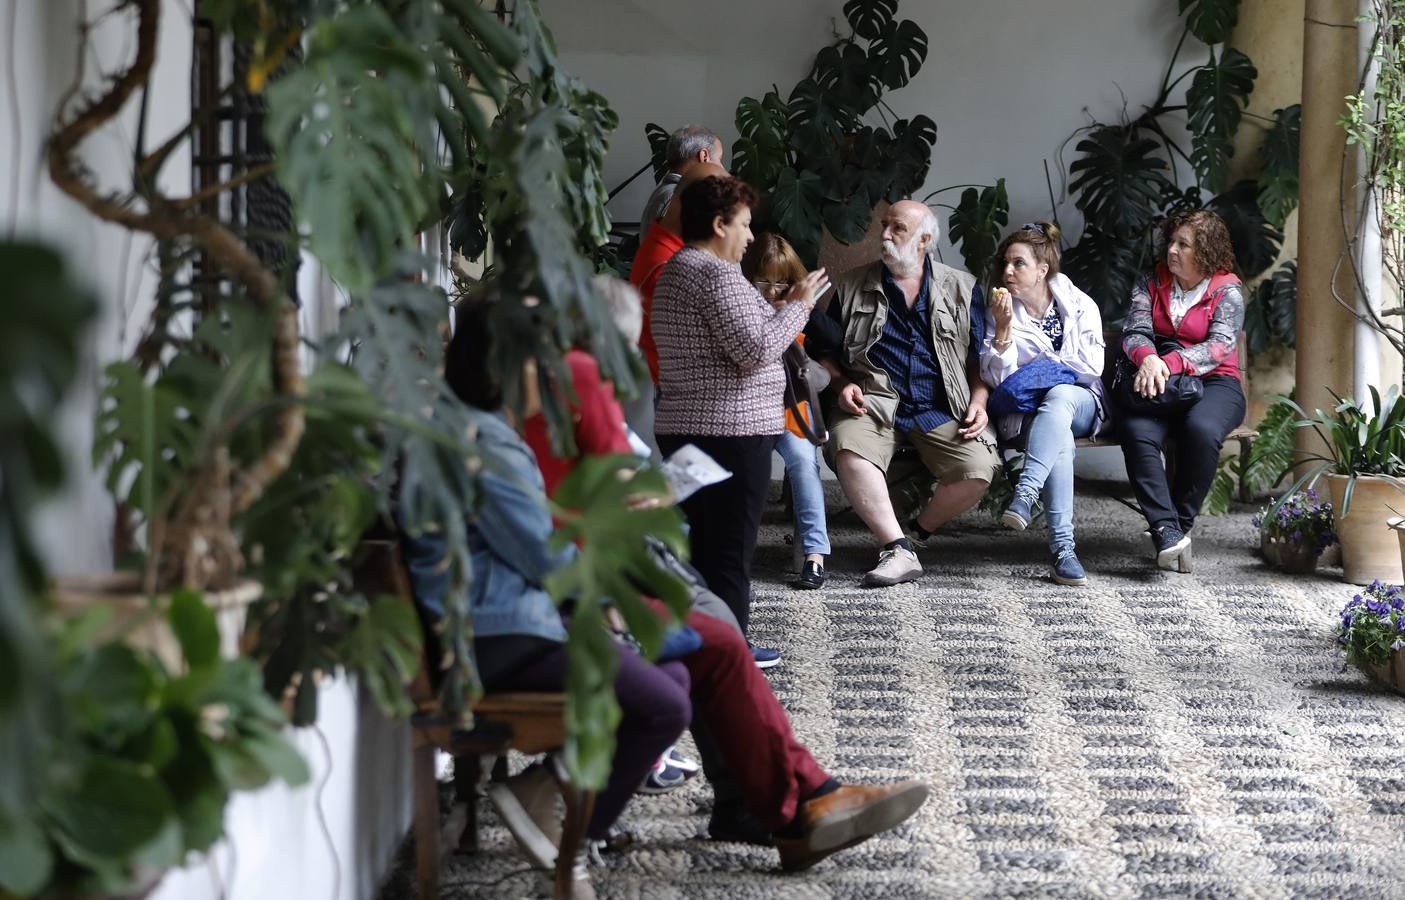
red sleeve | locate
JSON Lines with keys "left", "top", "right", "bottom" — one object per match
{"left": 568, "top": 352, "right": 632, "bottom": 456}
{"left": 1161, "top": 351, "right": 1185, "bottom": 374}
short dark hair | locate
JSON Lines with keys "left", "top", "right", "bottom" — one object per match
{"left": 666, "top": 125, "right": 721, "bottom": 169}
{"left": 679, "top": 176, "right": 756, "bottom": 243}
{"left": 1160, "top": 209, "right": 1237, "bottom": 276}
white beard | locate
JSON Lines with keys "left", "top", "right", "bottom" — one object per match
{"left": 881, "top": 238, "right": 923, "bottom": 277}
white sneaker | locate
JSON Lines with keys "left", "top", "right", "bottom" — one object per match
{"left": 863, "top": 546, "right": 922, "bottom": 587}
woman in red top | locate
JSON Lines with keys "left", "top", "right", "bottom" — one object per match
{"left": 1117, "top": 210, "right": 1247, "bottom": 573}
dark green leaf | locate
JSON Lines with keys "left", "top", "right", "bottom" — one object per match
{"left": 886, "top": 115, "right": 937, "bottom": 199}
{"left": 1257, "top": 104, "right": 1301, "bottom": 227}
{"left": 812, "top": 43, "right": 881, "bottom": 114}
{"left": 1187, "top": 48, "right": 1257, "bottom": 193}
{"left": 1069, "top": 125, "right": 1172, "bottom": 233}
{"left": 823, "top": 189, "right": 877, "bottom": 245}
{"left": 1063, "top": 226, "right": 1153, "bottom": 321}
{"left": 948, "top": 180, "right": 1010, "bottom": 279}
{"left": 1248, "top": 260, "right": 1297, "bottom": 350}
{"left": 1179, "top": 0, "right": 1240, "bottom": 45}
{"left": 787, "top": 79, "right": 853, "bottom": 149}
{"left": 771, "top": 168, "right": 827, "bottom": 265}
{"left": 169, "top": 588, "right": 220, "bottom": 671}
{"left": 44, "top": 759, "right": 172, "bottom": 865}
{"left": 870, "top": 19, "right": 928, "bottom": 90}
{"left": 645, "top": 122, "right": 671, "bottom": 183}
{"left": 1207, "top": 179, "right": 1283, "bottom": 278}
{"left": 0, "top": 815, "right": 53, "bottom": 896}
{"left": 65, "top": 644, "right": 157, "bottom": 740}
{"left": 843, "top": 0, "right": 897, "bottom": 40}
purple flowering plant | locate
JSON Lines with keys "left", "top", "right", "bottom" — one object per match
{"left": 1336, "top": 580, "right": 1405, "bottom": 666}
{"left": 1251, "top": 488, "right": 1338, "bottom": 557}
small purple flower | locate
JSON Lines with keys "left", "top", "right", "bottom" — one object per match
{"left": 1393, "top": 639, "right": 1405, "bottom": 651}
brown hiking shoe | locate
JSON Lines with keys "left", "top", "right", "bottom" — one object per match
{"left": 774, "top": 780, "right": 930, "bottom": 871}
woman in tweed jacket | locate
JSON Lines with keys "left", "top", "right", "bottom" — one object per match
{"left": 651, "top": 175, "right": 828, "bottom": 659}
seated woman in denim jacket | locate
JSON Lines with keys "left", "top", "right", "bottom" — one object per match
{"left": 980, "top": 222, "right": 1105, "bottom": 585}
{"left": 399, "top": 322, "right": 692, "bottom": 894}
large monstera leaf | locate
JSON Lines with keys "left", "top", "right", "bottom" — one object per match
{"left": 948, "top": 179, "right": 1009, "bottom": 280}
{"left": 732, "top": 93, "right": 791, "bottom": 189}
{"left": 885, "top": 115, "right": 937, "bottom": 200}
{"left": 1244, "top": 260, "right": 1297, "bottom": 351}
{"left": 1208, "top": 179, "right": 1283, "bottom": 279}
{"left": 812, "top": 43, "right": 881, "bottom": 114}
{"left": 1063, "top": 226, "right": 1151, "bottom": 320}
{"left": 1178, "top": 0, "right": 1240, "bottom": 44}
{"left": 1256, "top": 104, "right": 1301, "bottom": 228}
{"left": 788, "top": 78, "right": 855, "bottom": 151}
{"left": 1069, "top": 125, "right": 1172, "bottom": 234}
{"left": 645, "top": 122, "right": 670, "bottom": 183}
{"left": 870, "top": 19, "right": 928, "bottom": 90}
{"left": 772, "top": 168, "right": 827, "bottom": 265}
{"left": 1187, "top": 48, "right": 1257, "bottom": 194}
{"left": 843, "top": 0, "right": 898, "bottom": 40}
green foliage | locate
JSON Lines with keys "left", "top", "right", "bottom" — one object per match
{"left": 1342, "top": 0, "right": 1405, "bottom": 329}
{"left": 1179, "top": 0, "right": 1240, "bottom": 44}
{"left": 645, "top": 122, "right": 670, "bottom": 182}
{"left": 1244, "top": 261, "right": 1297, "bottom": 351}
{"left": 948, "top": 180, "right": 1010, "bottom": 280}
{"left": 241, "top": 364, "right": 422, "bottom": 725}
{"left": 1257, "top": 104, "right": 1302, "bottom": 228}
{"left": 0, "top": 598, "right": 306, "bottom": 897}
{"left": 1061, "top": 0, "right": 1293, "bottom": 330}
{"left": 1204, "top": 394, "right": 1297, "bottom": 514}
{"left": 717, "top": 0, "right": 955, "bottom": 268}
{"left": 1186, "top": 48, "right": 1257, "bottom": 193}
{"left": 544, "top": 456, "right": 689, "bottom": 790}
{"left": 0, "top": 240, "right": 97, "bottom": 843}
{"left": 1275, "top": 386, "right": 1405, "bottom": 518}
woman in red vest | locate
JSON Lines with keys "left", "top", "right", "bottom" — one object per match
{"left": 1117, "top": 209, "right": 1246, "bottom": 573}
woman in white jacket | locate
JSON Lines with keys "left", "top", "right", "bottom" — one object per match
{"left": 981, "top": 222, "right": 1105, "bottom": 585}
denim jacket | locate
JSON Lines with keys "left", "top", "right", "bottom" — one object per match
{"left": 400, "top": 408, "right": 570, "bottom": 643}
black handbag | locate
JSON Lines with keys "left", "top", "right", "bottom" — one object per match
{"left": 783, "top": 342, "right": 830, "bottom": 446}
{"left": 1112, "top": 336, "right": 1203, "bottom": 414}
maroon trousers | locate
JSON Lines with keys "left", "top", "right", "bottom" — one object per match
{"left": 677, "top": 608, "right": 831, "bottom": 829}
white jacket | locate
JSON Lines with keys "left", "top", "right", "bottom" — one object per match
{"left": 980, "top": 273, "right": 1107, "bottom": 442}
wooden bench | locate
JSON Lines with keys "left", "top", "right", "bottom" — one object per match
{"left": 353, "top": 539, "right": 591, "bottom": 900}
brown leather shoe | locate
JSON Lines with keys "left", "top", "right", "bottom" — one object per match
{"left": 774, "top": 780, "right": 930, "bottom": 871}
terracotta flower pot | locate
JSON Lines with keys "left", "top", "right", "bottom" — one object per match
{"left": 1326, "top": 473, "right": 1405, "bottom": 585}
{"left": 1260, "top": 529, "right": 1282, "bottom": 567}
{"left": 1365, "top": 649, "right": 1405, "bottom": 697}
{"left": 1269, "top": 538, "right": 1320, "bottom": 574}
{"left": 51, "top": 572, "right": 261, "bottom": 671}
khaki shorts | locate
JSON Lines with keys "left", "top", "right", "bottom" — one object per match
{"left": 826, "top": 413, "right": 1000, "bottom": 484}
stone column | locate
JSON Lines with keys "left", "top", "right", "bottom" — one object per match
{"left": 1295, "top": 0, "right": 1360, "bottom": 447}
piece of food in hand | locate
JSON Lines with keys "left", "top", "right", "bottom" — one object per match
{"left": 991, "top": 287, "right": 1010, "bottom": 302}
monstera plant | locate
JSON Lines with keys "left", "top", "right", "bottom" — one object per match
{"left": 1060, "top": 0, "right": 1301, "bottom": 337}
{"left": 38, "top": 0, "right": 685, "bottom": 832}
{"left": 636, "top": 0, "right": 1005, "bottom": 274}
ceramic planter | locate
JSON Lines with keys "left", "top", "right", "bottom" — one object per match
{"left": 1326, "top": 473, "right": 1405, "bottom": 585}
{"left": 1265, "top": 537, "right": 1320, "bottom": 574}
{"left": 1364, "top": 649, "right": 1405, "bottom": 697}
{"left": 51, "top": 572, "right": 261, "bottom": 671}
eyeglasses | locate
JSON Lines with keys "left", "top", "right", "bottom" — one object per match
{"left": 752, "top": 280, "right": 790, "bottom": 295}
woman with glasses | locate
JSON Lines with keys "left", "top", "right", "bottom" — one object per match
{"left": 980, "top": 221, "right": 1106, "bottom": 585}
{"left": 741, "top": 233, "right": 832, "bottom": 589}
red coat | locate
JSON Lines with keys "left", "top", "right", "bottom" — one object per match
{"left": 1127, "top": 264, "right": 1242, "bottom": 380}
{"left": 628, "top": 223, "right": 685, "bottom": 384}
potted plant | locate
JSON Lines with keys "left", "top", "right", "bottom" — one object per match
{"left": 1336, "top": 580, "right": 1405, "bottom": 695}
{"left": 1253, "top": 488, "right": 1337, "bottom": 574}
{"left": 1281, "top": 387, "right": 1405, "bottom": 584}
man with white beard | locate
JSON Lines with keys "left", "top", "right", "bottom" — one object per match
{"left": 808, "top": 200, "right": 999, "bottom": 587}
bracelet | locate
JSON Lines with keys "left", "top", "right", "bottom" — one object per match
{"left": 992, "top": 336, "right": 1012, "bottom": 349}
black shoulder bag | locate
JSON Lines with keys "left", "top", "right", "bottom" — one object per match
{"left": 783, "top": 342, "right": 830, "bottom": 446}
{"left": 1111, "top": 336, "right": 1203, "bottom": 414}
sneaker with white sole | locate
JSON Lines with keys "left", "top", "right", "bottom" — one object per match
{"left": 750, "top": 642, "right": 782, "bottom": 669}
{"left": 863, "top": 545, "right": 922, "bottom": 587}
{"left": 639, "top": 750, "right": 698, "bottom": 794}
{"left": 664, "top": 744, "right": 700, "bottom": 773}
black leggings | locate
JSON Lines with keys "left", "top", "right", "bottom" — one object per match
{"left": 656, "top": 433, "right": 778, "bottom": 634}
{"left": 1118, "top": 375, "right": 1246, "bottom": 532}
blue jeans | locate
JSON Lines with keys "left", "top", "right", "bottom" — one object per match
{"left": 775, "top": 431, "right": 831, "bottom": 556}
{"left": 1015, "top": 383, "right": 1097, "bottom": 554}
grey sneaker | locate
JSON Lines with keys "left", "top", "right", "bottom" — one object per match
{"left": 487, "top": 762, "right": 561, "bottom": 869}
{"left": 863, "top": 545, "right": 922, "bottom": 587}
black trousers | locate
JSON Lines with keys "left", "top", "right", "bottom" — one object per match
{"left": 657, "top": 433, "right": 778, "bottom": 635}
{"left": 1118, "top": 375, "right": 1246, "bottom": 532}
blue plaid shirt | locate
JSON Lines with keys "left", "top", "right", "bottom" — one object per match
{"left": 867, "top": 261, "right": 986, "bottom": 434}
